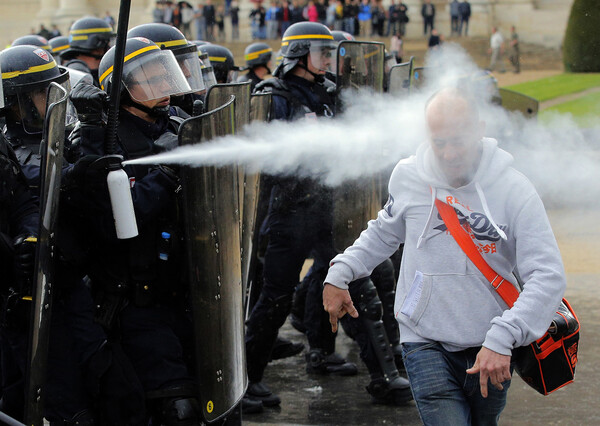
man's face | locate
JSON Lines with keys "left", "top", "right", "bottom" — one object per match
{"left": 127, "top": 62, "right": 172, "bottom": 108}
{"left": 308, "top": 46, "right": 334, "bottom": 75}
{"left": 426, "top": 99, "right": 484, "bottom": 187}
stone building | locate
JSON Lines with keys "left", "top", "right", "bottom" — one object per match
{"left": 0, "top": 0, "right": 574, "bottom": 49}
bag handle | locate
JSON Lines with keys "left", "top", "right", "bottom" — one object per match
{"left": 434, "top": 198, "right": 520, "bottom": 308}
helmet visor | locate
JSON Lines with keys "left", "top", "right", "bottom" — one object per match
{"left": 308, "top": 40, "right": 336, "bottom": 74}
{"left": 123, "top": 49, "right": 192, "bottom": 102}
{"left": 201, "top": 65, "right": 217, "bottom": 90}
{"left": 17, "top": 67, "right": 70, "bottom": 134}
{"left": 175, "top": 48, "right": 206, "bottom": 94}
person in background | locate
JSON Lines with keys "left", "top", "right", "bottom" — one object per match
{"left": 230, "top": 0, "right": 240, "bottom": 39}
{"left": 421, "top": 0, "right": 435, "bottom": 35}
{"left": 458, "top": 0, "right": 471, "bottom": 36}
{"left": 509, "top": 25, "right": 520, "bottom": 73}
{"left": 488, "top": 26, "right": 506, "bottom": 73}
{"left": 450, "top": 0, "right": 460, "bottom": 36}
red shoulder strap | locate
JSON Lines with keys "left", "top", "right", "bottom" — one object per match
{"left": 434, "top": 198, "right": 520, "bottom": 308}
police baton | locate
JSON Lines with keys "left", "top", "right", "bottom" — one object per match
{"left": 104, "top": 0, "right": 132, "bottom": 155}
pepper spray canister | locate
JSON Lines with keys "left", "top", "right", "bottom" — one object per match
{"left": 107, "top": 161, "right": 138, "bottom": 239}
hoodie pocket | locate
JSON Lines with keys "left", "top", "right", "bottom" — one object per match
{"left": 399, "top": 270, "right": 431, "bottom": 326}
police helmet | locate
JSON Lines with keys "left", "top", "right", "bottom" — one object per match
{"left": 331, "top": 31, "right": 355, "bottom": 43}
{"left": 48, "top": 36, "right": 71, "bottom": 62}
{"left": 0, "top": 45, "right": 69, "bottom": 133}
{"left": 128, "top": 23, "right": 205, "bottom": 93}
{"left": 98, "top": 37, "right": 192, "bottom": 103}
{"left": 274, "top": 22, "right": 336, "bottom": 78}
{"left": 64, "top": 17, "right": 114, "bottom": 59}
{"left": 244, "top": 42, "right": 273, "bottom": 70}
{"left": 12, "top": 35, "right": 52, "bottom": 53}
{"left": 200, "top": 43, "right": 240, "bottom": 84}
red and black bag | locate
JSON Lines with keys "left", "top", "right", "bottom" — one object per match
{"left": 435, "top": 198, "right": 580, "bottom": 395}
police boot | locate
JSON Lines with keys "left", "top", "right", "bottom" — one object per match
{"left": 305, "top": 349, "right": 358, "bottom": 376}
{"left": 270, "top": 336, "right": 305, "bottom": 361}
{"left": 245, "top": 382, "right": 281, "bottom": 407}
{"left": 366, "top": 376, "right": 413, "bottom": 406}
{"left": 159, "top": 397, "right": 201, "bottom": 426}
{"left": 241, "top": 396, "right": 264, "bottom": 414}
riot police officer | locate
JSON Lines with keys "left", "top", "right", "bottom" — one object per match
{"left": 62, "top": 17, "right": 113, "bottom": 87}
{"left": 237, "top": 42, "right": 273, "bottom": 92}
{"left": 68, "top": 37, "right": 208, "bottom": 425}
{"left": 0, "top": 44, "right": 145, "bottom": 425}
{"left": 200, "top": 43, "right": 240, "bottom": 84}
{"left": 127, "top": 23, "right": 206, "bottom": 115}
{"left": 48, "top": 35, "right": 70, "bottom": 65}
{"left": 11, "top": 35, "right": 53, "bottom": 53}
{"left": 244, "top": 22, "right": 358, "bottom": 407}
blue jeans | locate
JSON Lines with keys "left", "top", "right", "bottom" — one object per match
{"left": 402, "top": 342, "right": 511, "bottom": 426}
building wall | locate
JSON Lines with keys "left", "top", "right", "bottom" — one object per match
{"left": 0, "top": 0, "right": 575, "bottom": 49}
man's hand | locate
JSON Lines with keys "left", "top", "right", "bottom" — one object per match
{"left": 322, "top": 283, "right": 359, "bottom": 333}
{"left": 466, "top": 346, "right": 512, "bottom": 398}
{"left": 69, "top": 82, "right": 108, "bottom": 125}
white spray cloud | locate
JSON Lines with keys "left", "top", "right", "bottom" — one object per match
{"left": 124, "top": 43, "right": 600, "bottom": 205}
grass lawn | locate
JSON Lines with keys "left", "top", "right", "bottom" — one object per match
{"left": 505, "top": 73, "right": 600, "bottom": 102}
{"left": 540, "top": 91, "right": 600, "bottom": 127}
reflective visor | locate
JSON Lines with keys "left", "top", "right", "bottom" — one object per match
{"left": 175, "top": 47, "right": 205, "bottom": 94}
{"left": 122, "top": 49, "right": 192, "bottom": 102}
{"left": 308, "top": 40, "right": 337, "bottom": 74}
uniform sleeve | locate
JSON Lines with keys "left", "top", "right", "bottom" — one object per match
{"left": 129, "top": 167, "right": 179, "bottom": 228}
{"left": 483, "top": 192, "right": 566, "bottom": 355}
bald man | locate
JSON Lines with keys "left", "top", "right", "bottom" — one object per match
{"left": 323, "top": 88, "right": 566, "bottom": 425}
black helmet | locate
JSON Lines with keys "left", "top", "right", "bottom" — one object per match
{"left": 128, "top": 23, "right": 205, "bottom": 93}
{"left": 48, "top": 36, "right": 71, "bottom": 60}
{"left": 200, "top": 43, "right": 240, "bottom": 84}
{"left": 12, "top": 35, "right": 52, "bottom": 53}
{"left": 64, "top": 17, "right": 113, "bottom": 59}
{"left": 331, "top": 31, "right": 355, "bottom": 43}
{"left": 275, "top": 22, "right": 336, "bottom": 78}
{"left": 0, "top": 45, "right": 69, "bottom": 133}
{"left": 98, "top": 37, "right": 191, "bottom": 103}
{"left": 244, "top": 42, "right": 273, "bottom": 69}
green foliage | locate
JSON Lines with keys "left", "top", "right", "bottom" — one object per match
{"left": 505, "top": 73, "right": 600, "bottom": 101}
{"left": 563, "top": 0, "right": 600, "bottom": 72}
{"left": 540, "top": 91, "right": 600, "bottom": 127}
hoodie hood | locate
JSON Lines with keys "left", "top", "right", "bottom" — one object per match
{"left": 415, "top": 137, "right": 512, "bottom": 248}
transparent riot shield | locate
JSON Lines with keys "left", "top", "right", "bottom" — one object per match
{"left": 335, "top": 40, "right": 385, "bottom": 113}
{"left": 24, "top": 82, "right": 67, "bottom": 426}
{"left": 333, "top": 41, "right": 384, "bottom": 252}
{"left": 411, "top": 66, "right": 430, "bottom": 90}
{"left": 499, "top": 88, "right": 539, "bottom": 118}
{"left": 205, "top": 82, "right": 251, "bottom": 250}
{"left": 388, "top": 56, "right": 414, "bottom": 97}
{"left": 178, "top": 95, "right": 246, "bottom": 423}
{"left": 243, "top": 93, "right": 271, "bottom": 318}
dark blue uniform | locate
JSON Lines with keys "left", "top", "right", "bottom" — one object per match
{"left": 245, "top": 74, "right": 338, "bottom": 384}
{"left": 74, "top": 106, "right": 197, "bottom": 421}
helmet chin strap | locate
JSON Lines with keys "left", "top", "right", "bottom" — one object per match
{"left": 121, "top": 92, "right": 170, "bottom": 118}
{"left": 296, "top": 57, "right": 324, "bottom": 83}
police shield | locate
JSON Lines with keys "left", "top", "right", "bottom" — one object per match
{"left": 205, "top": 83, "right": 257, "bottom": 294}
{"left": 388, "top": 56, "right": 414, "bottom": 96}
{"left": 243, "top": 93, "right": 271, "bottom": 316}
{"left": 24, "top": 82, "right": 67, "bottom": 426}
{"left": 499, "top": 87, "right": 539, "bottom": 118}
{"left": 178, "top": 95, "right": 246, "bottom": 423}
{"left": 333, "top": 41, "right": 384, "bottom": 252}
{"left": 335, "top": 40, "right": 385, "bottom": 111}
{"left": 411, "top": 66, "right": 430, "bottom": 89}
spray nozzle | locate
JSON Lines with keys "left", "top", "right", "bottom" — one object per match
{"left": 104, "top": 154, "right": 125, "bottom": 172}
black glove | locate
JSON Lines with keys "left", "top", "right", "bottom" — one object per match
{"left": 70, "top": 82, "right": 108, "bottom": 125}
{"left": 153, "top": 132, "right": 179, "bottom": 153}
{"left": 65, "top": 155, "right": 120, "bottom": 193}
{"left": 13, "top": 235, "right": 37, "bottom": 297}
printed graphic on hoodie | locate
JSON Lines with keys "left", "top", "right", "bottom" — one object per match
{"left": 434, "top": 197, "right": 507, "bottom": 254}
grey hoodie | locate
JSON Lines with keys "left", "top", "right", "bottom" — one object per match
{"left": 325, "top": 138, "right": 566, "bottom": 355}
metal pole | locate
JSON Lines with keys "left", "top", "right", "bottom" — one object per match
{"left": 104, "top": 0, "right": 132, "bottom": 154}
{"left": 0, "top": 411, "right": 26, "bottom": 426}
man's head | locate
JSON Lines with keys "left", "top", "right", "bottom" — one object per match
{"left": 274, "top": 22, "right": 335, "bottom": 81}
{"left": 425, "top": 88, "right": 485, "bottom": 187}
{"left": 63, "top": 17, "right": 114, "bottom": 72}
{"left": 98, "top": 37, "right": 191, "bottom": 121}
{"left": 0, "top": 45, "right": 69, "bottom": 133}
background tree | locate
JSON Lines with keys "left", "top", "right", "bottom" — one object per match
{"left": 563, "top": 0, "right": 600, "bottom": 72}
